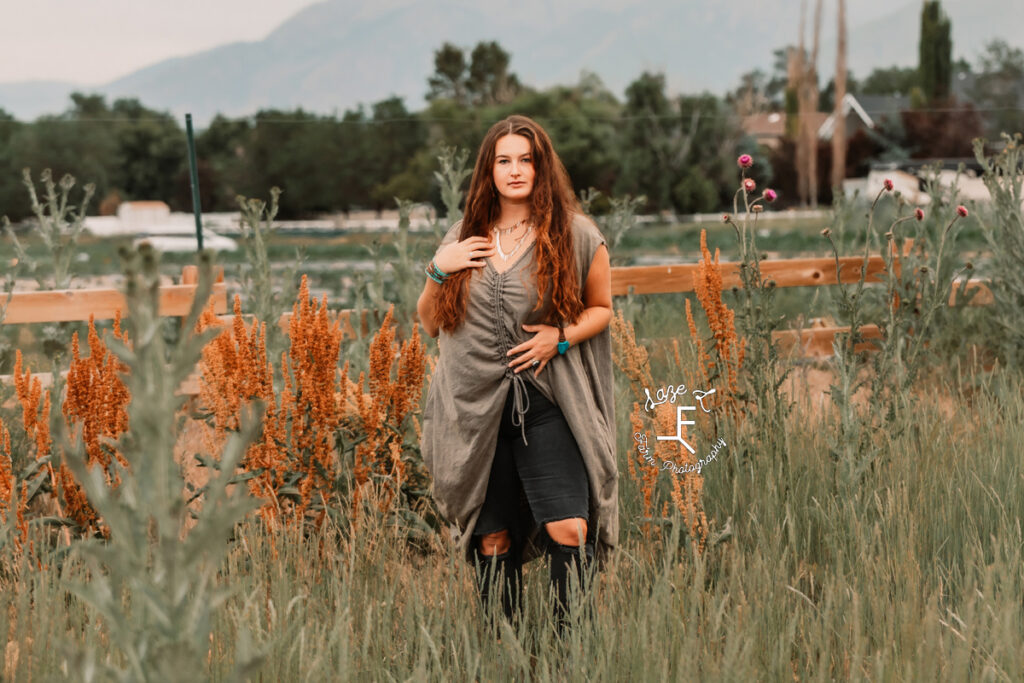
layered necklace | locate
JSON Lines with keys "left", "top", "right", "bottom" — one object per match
{"left": 492, "top": 219, "right": 533, "bottom": 263}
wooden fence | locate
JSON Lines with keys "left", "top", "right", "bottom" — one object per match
{"left": 609, "top": 250, "right": 992, "bottom": 358}
{"left": 1, "top": 252, "right": 994, "bottom": 398}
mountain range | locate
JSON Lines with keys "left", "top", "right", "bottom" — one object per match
{"left": 1, "top": 0, "right": 1020, "bottom": 125}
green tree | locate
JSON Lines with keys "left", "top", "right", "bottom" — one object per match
{"left": 671, "top": 94, "right": 744, "bottom": 213}
{"left": 467, "top": 41, "right": 521, "bottom": 106}
{"left": 0, "top": 109, "right": 25, "bottom": 218}
{"left": 4, "top": 93, "right": 118, "bottom": 219}
{"left": 244, "top": 109, "right": 343, "bottom": 217}
{"left": 919, "top": 1, "right": 952, "bottom": 102}
{"left": 334, "top": 107, "right": 375, "bottom": 212}
{"left": 970, "top": 39, "right": 1024, "bottom": 138}
{"left": 196, "top": 114, "right": 254, "bottom": 211}
{"left": 861, "top": 66, "right": 920, "bottom": 96}
{"left": 617, "top": 72, "right": 674, "bottom": 210}
{"left": 109, "top": 98, "right": 186, "bottom": 206}
{"left": 367, "top": 97, "right": 427, "bottom": 209}
{"left": 616, "top": 74, "right": 740, "bottom": 213}
{"left": 426, "top": 41, "right": 522, "bottom": 108}
{"left": 426, "top": 43, "right": 469, "bottom": 105}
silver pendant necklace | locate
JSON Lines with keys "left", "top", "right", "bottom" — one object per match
{"left": 494, "top": 218, "right": 527, "bottom": 236}
{"left": 493, "top": 222, "right": 533, "bottom": 262}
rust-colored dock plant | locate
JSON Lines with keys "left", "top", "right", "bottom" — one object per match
{"left": 627, "top": 402, "right": 659, "bottom": 541}
{"left": 60, "top": 315, "right": 131, "bottom": 534}
{"left": 13, "top": 351, "right": 51, "bottom": 463}
{"left": 652, "top": 401, "right": 707, "bottom": 553}
{"left": 282, "top": 276, "right": 342, "bottom": 521}
{"left": 610, "top": 309, "right": 654, "bottom": 404}
{"left": 198, "top": 297, "right": 286, "bottom": 524}
{"left": 0, "top": 417, "right": 12, "bottom": 519}
{"left": 688, "top": 229, "right": 744, "bottom": 412}
{"left": 351, "top": 305, "right": 426, "bottom": 518}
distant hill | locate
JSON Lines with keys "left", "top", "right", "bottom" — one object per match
{"left": 0, "top": 0, "right": 1020, "bottom": 125}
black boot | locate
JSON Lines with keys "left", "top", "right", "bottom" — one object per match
{"left": 548, "top": 540, "right": 595, "bottom": 634}
{"left": 473, "top": 545, "right": 523, "bottom": 628}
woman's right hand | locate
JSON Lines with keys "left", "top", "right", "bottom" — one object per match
{"left": 433, "top": 235, "right": 496, "bottom": 275}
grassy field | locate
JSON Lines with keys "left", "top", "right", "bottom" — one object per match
{"left": 2, "top": 361, "right": 1021, "bottom": 680}
{"left": 3, "top": 184, "right": 1021, "bottom": 679}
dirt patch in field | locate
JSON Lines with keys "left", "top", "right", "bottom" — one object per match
{"left": 780, "top": 361, "right": 958, "bottom": 420}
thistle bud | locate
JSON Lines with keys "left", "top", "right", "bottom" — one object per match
{"left": 919, "top": 266, "right": 929, "bottom": 274}
{"left": 956, "top": 205, "right": 969, "bottom": 218}
{"left": 752, "top": 205, "right": 764, "bottom": 213}
{"left": 743, "top": 178, "right": 756, "bottom": 193}
{"left": 915, "top": 208, "right": 925, "bottom": 221}
{"left": 722, "top": 213, "right": 730, "bottom": 223}
{"left": 883, "top": 178, "right": 894, "bottom": 192}
{"left": 885, "top": 231, "right": 893, "bottom": 240}
{"left": 737, "top": 154, "right": 753, "bottom": 169}
{"left": 821, "top": 228, "right": 832, "bottom": 238}
{"left": 965, "top": 262, "right": 974, "bottom": 270}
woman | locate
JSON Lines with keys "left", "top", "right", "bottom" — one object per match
{"left": 417, "top": 115, "right": 618, "bottom": 632}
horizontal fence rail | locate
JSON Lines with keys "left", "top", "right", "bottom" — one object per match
{"left": 610, "top": 255, "right": 891, "bottom": 296}
{"left": 0, "top": 254, "right": 997, "bottom": 399}
{"left": 2, "top": 265, "right": 227, "bottom": 325}
{"left": 610, "top": 251, "right": 992, "bottom": 359}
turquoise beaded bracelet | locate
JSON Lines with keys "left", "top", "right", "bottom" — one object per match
{"left": 425, "top": 260, "right": 448, "bottom": 284}
{"left": 425, "top": 266, "right": 444, "bottom": 284}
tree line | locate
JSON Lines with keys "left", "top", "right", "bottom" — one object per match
{"left": 0, "top": 34, "right": 1021, "bottom": 221}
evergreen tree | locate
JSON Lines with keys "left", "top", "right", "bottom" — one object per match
{"left": 426, "top": 43, "right": 468, "bottom": 105}
{"left": 919, "top": 1, "right": 952, "bottom": 102}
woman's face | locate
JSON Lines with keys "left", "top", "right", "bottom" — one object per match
{"left": 492, "top": 134, "right": 535, "bottom": 203}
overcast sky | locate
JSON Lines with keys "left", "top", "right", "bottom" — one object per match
{"left": 1, "top": 0, "right": 319, "bottom": 84}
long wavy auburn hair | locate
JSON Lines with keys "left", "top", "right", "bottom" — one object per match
{"left": 433, "top": 115, "right": 585, "bottom": 332}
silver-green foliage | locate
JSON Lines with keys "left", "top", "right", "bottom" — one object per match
{"left": 2, "top": 168, "right": 94, "bottom": 290}
{"left": 589, "top": 190, "right": 646, "bottom": 254}
{"left": 54, "top": 247, "right": 263, "bottom": 682}
{"left": 975, "top": 134, "right": 1024, "bottom": 367}
{"left": 823, "top": 172, "right": 975, "bottom": 490}
{"left": 0, "top": 261, "right": 14, "bottom": 373}
{"left": 434, "top": 145, "right": 471, "bottom": 229}
{"left": 236, "top": 187, "right": 303, "bottom": 357}
{"left": 725, "top": 190, "right": 792, "bottom": 478}
{"left": 3, "top": 169, "right": 96, "bottom": 363}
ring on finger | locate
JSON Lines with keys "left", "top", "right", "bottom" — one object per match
{"left": 531, "top": 359, "right": 540, "bottom": 367}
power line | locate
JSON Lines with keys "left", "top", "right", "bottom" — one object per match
{"left": 1, "top": 108, "right": 1020, "bottom": 126}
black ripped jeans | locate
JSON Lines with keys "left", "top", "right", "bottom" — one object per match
{"left": 472, "top": 379, "right": 596, "bottom": 632}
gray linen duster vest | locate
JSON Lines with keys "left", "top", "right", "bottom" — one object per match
{"left": 421, "top": 213, "right": 619, "bottom": 568}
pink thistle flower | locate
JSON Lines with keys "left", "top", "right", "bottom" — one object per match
{"left": 883, "top": 178, "right": 894, "bottom": 192}
{"left": 743, "top": 178, "right": 756, "bottom": 193}
{"left": 914, "top": 208, "right": 925, "bottom": 221}
{"left": 956, "top": 205, "right": 969, "bottom": 218}
{"left": 763, "top": 189, "right": 778, "bottom": 203}
{"left": 737, "top": 154, "right": 753, "bottom": 169}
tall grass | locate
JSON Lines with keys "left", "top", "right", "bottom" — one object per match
{"left": 2, "top": 365, "right": 1022, "bottom": 680}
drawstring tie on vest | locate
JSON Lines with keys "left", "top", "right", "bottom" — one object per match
{"left": 509, "top": 371, "right": 530, "bottom": 446}
{"left": 490, "top": 264, "right": 531, "bottom": 446}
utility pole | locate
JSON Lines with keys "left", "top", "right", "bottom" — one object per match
{"left": 831, "top": 0, "right": 848, "bottom": 194}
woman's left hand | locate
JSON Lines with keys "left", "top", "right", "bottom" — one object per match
{"left": 507, "top": 323, "right": 559, "bottom": 376}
